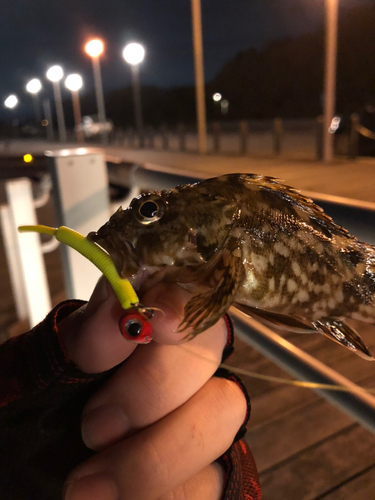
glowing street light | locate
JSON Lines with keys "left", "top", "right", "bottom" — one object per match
{"left": 26, "top": 78, "right": 42, "bottom": 125}
{"left": 122, "top": 42, "right": 145, "bottom": 66}
{"left": 85, "top": 39, "right": 104, "bottom": 58}
{"left": 46, "top": 65, "right": 64, "bottom": 82}
{"left": 122, "top": 42, "right": 145, "bottom": 147}
{"left": 85, "top": 38, "right": 107, "bottom": 143}
{"left": 65, "top": 74, "right": 83, "bottom": 92}
{"left": 4, "top": 95, "right": 18, "bottom": 109}
{"left": 212, "top": 93, "right": 222, "bottom": 102}
{"left": 46, "top": 65, "right": 67, "bottom": 142}
{"left": 65, "top": 74, "right": 84, "bottom": 143}
{"left": 26, "top": 78, "right": 42, "bottom": 94}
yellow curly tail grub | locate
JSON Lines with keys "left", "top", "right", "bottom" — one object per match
{"left": 18, "top": 224, "right": 139, "bottom": 310}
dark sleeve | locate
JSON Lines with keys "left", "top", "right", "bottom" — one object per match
{"left": 219, "top": 441, "right": 262, "bottom": 500}
{"left": 0, "top": 300, "right": 116, "bottom": 500}
{"left": 216, "top": 316, "right": 262, "bottom": 499}
{"left": 215, "top": 371, "right": 261, "bottom": 500}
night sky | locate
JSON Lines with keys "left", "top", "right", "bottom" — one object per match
{"left": 0, "top": 0, "right": 371, "bottom": 116}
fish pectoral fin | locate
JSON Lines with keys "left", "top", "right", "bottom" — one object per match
{"left": 313, "top": 317, "right": 374, "bottom": 361}
{"left": 178, "top": 247, "right": 245, "bottom": 336}
{"left": 233, "top": 303, "right": 316, "bottom": 333}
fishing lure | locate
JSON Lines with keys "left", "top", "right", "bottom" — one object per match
{"left": 87, "top": 173, "right": 375, "bottom": 360}
{"left": 18, "top": 225, "right": 153, "bottom": 344}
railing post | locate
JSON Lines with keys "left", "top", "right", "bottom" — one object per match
{"left": 160, "top": 124, "right": 169, "bottom": 150}
{"left": 3, "top": 178, "right": 51, "bottom": 326}
{"left": 315, "top": 115, "right": 324, "bottom": 161}
{"left": 126, "top": 127, "right": 135, "bottom": 148}
{"left": 0, "top": 204, "right": 28, "bottom": 321}
{"left": 114, "top": 129, "right": 123, "bottom": 145}
{"left": 239, "top": 120, "right": 249, "bottom": 155}
{"left": 177, "top": 122, "right": 186, "bottom": 152}
{"left": 273, "top": 117, "right": 283, "bottom": 156}
{"left": 348, "top": 113, "right": 359, "bottom": 160}
{"left": 212, "top": 121, "right": 220, "bottom": 153}
{"left": 146, "top": 126, "right": 154, "bottom": 149}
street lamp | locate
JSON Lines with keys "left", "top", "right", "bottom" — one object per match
{"left": 26, "top": 78, "right": 41, "bottom": 94}
{"left": 26, "top": 78, "right": 42, "bottom": 125}
{"left": 220, "top": 99, "right": 229, "bottom": 115}
{"left": 122, "top": 42, "right": 145, "bottom": 148}
{"left": 85, "top": 38, "right": 107, "bottom": 144}
{"left": 323, "top": 0, "right": 339, "bottom": 162}
{"left": 65, "top": 74, "right": 84, "bottom": 143}
{"left": 4, "top": 95, "right": 19, "bottom": 137}
{"left": 191, "top": 0, "right": 207, "bottom": 154}
{"left": 46, "top": 65, "right": 67, "bottom": 142}
{"left": 4, "top": 95, "right": 18, "bottom": 109}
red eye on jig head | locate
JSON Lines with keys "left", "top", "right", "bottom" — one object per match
{"left": 119, "top": 306, "right": 154, "bottom": 344}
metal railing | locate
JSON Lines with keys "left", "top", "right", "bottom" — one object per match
{"left": 111, "top": 118, "right": 321, "bottom": 160}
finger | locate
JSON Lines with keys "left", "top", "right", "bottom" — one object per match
{"left": 141, "top": 282, "right": 199, "bottom": 345}
{"left": 81, "top": 316, "right": 228, "bottom": 450}
{"left": 59, "top": 277, "right": 137, "bottom": 373}
{"left": 64, "top": 377, "right": 247, "bottom": 500}
{"left": 158, "top": 463, "right": 224, "bottom": 500}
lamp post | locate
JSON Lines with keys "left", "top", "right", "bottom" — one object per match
{"left": 323, "top": 0, "right": 339, "bottom": 162}
{"left": 4, "top": 95, "right": 19, "bottom": 139}
{"left": 191, "top": 0, "right": 207, "bottom": 154}
{"left": 85, "top": 39, "right": 107, "bottom": 144}
{"left": 65, "top": 74, "right": 84, "bottom": 143}
{"left": 46, "top": 65, "right": 67, "bottom": 142}
{"left": 122, "top": 42, "right": 145, "bottom": 148}
{"left": 42, "top": 99, "right": 54, "bottom": 141}
{"left": 25, "top": 78, "right": 42, "bottom": 125}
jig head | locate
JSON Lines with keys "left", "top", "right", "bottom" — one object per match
{"left": 119, "top": 305, "right": 154, "bottom": 343}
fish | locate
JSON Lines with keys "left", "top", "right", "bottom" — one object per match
{"left": 87, "top": 173, "right": 375, "bottom": 360}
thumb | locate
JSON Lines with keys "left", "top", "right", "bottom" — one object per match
{"left": 59, "top": 277, "right": 137, "bottom": 374}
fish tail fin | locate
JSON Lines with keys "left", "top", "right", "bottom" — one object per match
{"left": 313, "top": 317, "right": 374, "bottom": 361}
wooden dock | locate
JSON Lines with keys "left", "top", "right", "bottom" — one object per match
{"left": 226, "top": 324, "right": 375, "bottom": 499}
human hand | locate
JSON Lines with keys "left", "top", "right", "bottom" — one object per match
{"left": 59, "top": 278, "right": 247, "bottom": 500}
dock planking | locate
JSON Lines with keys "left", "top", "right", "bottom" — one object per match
{"left": 317, "top": 464, "right": 375, "bottom": 499}
{"left": 259, "top": 424, "right": 375, "bottom": 499}
{"left": 226, "top": 327, "right": 375, "bottom": 499}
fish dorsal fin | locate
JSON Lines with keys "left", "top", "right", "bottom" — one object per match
{"left": 313, "top": 318, "right": 374, "bottom": 361}
{"left": 233, "top": 303, "right": 316, "bottom": 334}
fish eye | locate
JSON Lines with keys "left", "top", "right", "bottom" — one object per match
{"left": 139, "top": 200, "right": 159, "bottom": 218}
{"left": 134, "top": 195, "right": 166, "bottom": 225}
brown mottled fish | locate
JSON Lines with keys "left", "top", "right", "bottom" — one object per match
{"left": 88, "top": 173, "right": 375, "bottom": 360}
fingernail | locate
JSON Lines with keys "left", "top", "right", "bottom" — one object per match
{"left": 82, "top": 405, "right": 130, "bottom": 450}
{"left": 64, "top": 473, "right": 118, "bottom": 500}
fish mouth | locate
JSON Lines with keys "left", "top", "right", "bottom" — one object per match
{"left": 130, "top": 265, "right": 167, "bottom": 294}
{"left": 88, "top": 229, "right": 141, "bottom": 278}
